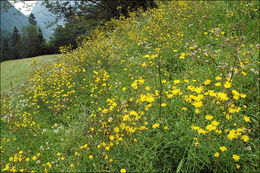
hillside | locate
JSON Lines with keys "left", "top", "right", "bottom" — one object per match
{"left": 1, "top": 1, "right": 259, "bottom": 173}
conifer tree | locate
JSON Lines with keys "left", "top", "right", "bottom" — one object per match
{"left": 29, "top": 13, "right": 37, "bottom": 25}
{"left": 11, "top": 26, "right": 20, "bottom": 59}
{"left": 2, "top": 38, "right": 10, "bottom": 61}
{"left": 0, "top": 37, "right": 10, "bottom": 61}
{"left": 36, "top": 28, "right": 45, "bottom": 54}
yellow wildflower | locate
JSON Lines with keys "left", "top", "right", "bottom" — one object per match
{"left": 241, "top": 135, "right": 249, "bottom": 142}
{"left": 152, "top": 123, "right": 160, "bottom": 129}
{"left": 214, "top": 152, "right": 220, "bottom": 158}
{"left": 161, "top": 103, "right": 167, "bottom": 107}
{"left": 141, "top": 62, "right": 147, "bottom": 67}
{"left": 32, "top": 156, "right": 37, "bottom": 161}
{"left": 232, "top": 154, "right": 240, "bottom": 162}
{"left": 145, "top": 86, "right": 150, "bottom": 91}
{"left": 211, "top": 120, "right": 219, "bottom": 126}
{"left": 192, "top": 101, "right": 203, "bottom": 108}
{"left": 179, "top": 53, "right": 185, "bottom": 59}
{"left": 120, "top": 169, "right": 126, "bottom": 173}
{"left": 215, "top": 82, "right": 221, "bottom": 87}
{"left": 243, "top": 115, "right": 250, "bottom": 122}
{"left": 220, "top": 146, "right": 227, "bottom": 152}
{"left": 174, "top": 80, "right": 180, "bottom": 84}
{"left": 205, "top": 115, "right": 213, "bottom": 121}
{"left": 46, "top": 162, "right": 52, "bottom": 168}
{"left": 114, "top": 127, "right": 120, "bottom": 133}
{"left": 204, "top": 80, "right": 211, "bottom": 85}
{"left": 224, "top": 82, "right": 232, "bottom": 88}
{"left": 110, "top": 135, "right": 115, "bottom": 141}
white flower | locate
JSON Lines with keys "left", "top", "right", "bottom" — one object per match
{"left": 54, "top": 129, "right": 59, "bottom": 134}
{"left": 108, "top": 117, "right": 113, "bottom": 122}
{"left": 40, "top": 146, "right": 44, "bottom": 151}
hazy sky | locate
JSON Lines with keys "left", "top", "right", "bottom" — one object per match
{"left": 9, "top": 0, "right": 37, "bottom": 15}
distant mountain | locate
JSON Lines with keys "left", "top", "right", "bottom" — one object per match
{"left": 0, "top": 2, "right": 29, "bottom": 38}
{"left": 1, "top": 1, "right": 64, "bottom": 41}
{"left": 30, "top": 1, "right": 64, "bottom": 41}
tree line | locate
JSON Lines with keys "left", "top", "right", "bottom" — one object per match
{"left": 1, "top": 0, "right": 157, "bottom": 62}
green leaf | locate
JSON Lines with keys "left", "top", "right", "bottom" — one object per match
{"left": 176, "top": 158, "right": 185, "bottom": 173}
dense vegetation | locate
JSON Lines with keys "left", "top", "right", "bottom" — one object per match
{"left": 1, "top": 1, "right": 259, "bottom": 172}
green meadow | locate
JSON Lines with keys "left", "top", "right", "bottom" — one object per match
{"left": 1, "top": 54, "right": 60, "bottom": 92}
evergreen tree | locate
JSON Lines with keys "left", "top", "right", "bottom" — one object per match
{"left": 19, "top": 25, "right": 48, "bottom": 58}
{"left": 19, "top": 25, "right": 36, "bottom": 58}
{"left": 37, "top": 28, "right": 45, "bottom": 43}
{"left": 2, "top": 38, "right": 10, "bottom": 61}
{"left": 11, "top": 26, "right": 20, "bottom": 59}
{"left": 27, "top": 25, "right": 39, "bottom": 57}
{"left": 29, "top": 13, "right": 37, "bottom": 25}
{"left": 36, "top": 28, "right": 46, "bottom": 54}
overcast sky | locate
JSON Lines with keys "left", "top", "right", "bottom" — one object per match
{"left": 9, "top": 0, "right": 37, "bottom": 15}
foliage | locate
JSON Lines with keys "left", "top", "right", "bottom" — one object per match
{"left": 44, "top": 0, "right": 157, "bottom": 21}
{"left": 49, "top": 18, "right": 100, "bottom": 51}
{"left": 49, "top": 25, "right": 78, "bottom": 51}
{"left": 1, "top": 1, "right": 259, "bottom": 173}
{"left": 45, "top": 0, "right": 157, "bottom": 50}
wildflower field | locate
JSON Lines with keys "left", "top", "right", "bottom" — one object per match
{"left": 1, "top": 1, "right": 259, "bottom": 172}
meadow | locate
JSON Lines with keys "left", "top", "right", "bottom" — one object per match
{"left": 1, "top": 1, "right": 259, "bottom": 172}
{"left": 1, "top": 54, "right": 60, "bottom": 92}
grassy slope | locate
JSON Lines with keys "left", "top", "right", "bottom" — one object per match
{"left": 1, "top": 54, "right": 60, "bottom": 92}
{"left": 0, "top": 1, "right": 259, "bottom": 173}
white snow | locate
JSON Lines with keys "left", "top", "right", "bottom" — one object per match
{"left": 8, "top": 0, "right": 37, "bottom": 15}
